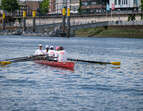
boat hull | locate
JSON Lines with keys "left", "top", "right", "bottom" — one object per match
{"left": 34, "top": 60, "right": 74, "bottom": 69}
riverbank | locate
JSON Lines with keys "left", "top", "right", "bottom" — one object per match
{"left": 1, "top": 25, "right": 143, "bottom": 38}
{"left": 74, "top": 25, "right": 143, "bottom": 39}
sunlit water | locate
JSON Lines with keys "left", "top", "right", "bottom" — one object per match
{"left": 0, "top": 36, "right": 143, "bottom": 111}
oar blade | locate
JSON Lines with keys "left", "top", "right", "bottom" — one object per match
{"left": 1, "top": 61, "right": 12, "bottom": 65}
{"left": 110, "top": 62, "right": 121, "bottom": 65}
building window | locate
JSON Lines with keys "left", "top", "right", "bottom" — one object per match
{"left": 82, "top": 2, "right": 88, "bottom": 6}
{"left": 115, "top": 0, "right": 117, "bottom": 5}
{"left": 91, "top": 2, "right": 96, "bottom": 5}
{"left": 119, "top": 0, "right": 121, "bottom": 5}
{"left": 82, "top": 1, "right": 103, "bottom": 6}
{"left": 134, "top": 0, "right": 137, "bottom": 4}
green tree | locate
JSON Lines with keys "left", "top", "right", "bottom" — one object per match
{"left": 141, "top": 0, "right": 143, "bottom": 19}
{"left": 39, "top": 0, "right": 49, "bottom": 15}
{"left": 78, "top": 0, "right": 82, "bottom": 13}
{"left": 141, "top": 0, "right": 143, "bottom": 10}
{"left": 1, "top": 0, "right": 20, "bottom": 13}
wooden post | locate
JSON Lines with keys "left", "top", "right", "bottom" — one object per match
{"left": 62, "top": 8, "right": 66, "bottom": 34}
{"left": 2, "top": 13, "right": 5, "bottom": 31}
{"left": 67, "top": 8, "right": 70, "bottom": 37}
{"left": 23, "top": 11, "right": 26, "bottom": 32}
{"left": 33, "top": 11, "right": 36, "bottom": 32}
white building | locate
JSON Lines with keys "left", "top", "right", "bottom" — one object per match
{"left": 109, "top": 0, "right": 141, "bottom": 11}
{"left": 54, "top": 0, "right": 79, "bottom": 14}
{"left": 70, "top": 0, "right": 79, "bottom": 13}
{"left": 54, "top": 0, "right": 70, "bottom": 14}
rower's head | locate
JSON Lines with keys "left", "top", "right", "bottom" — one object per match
{"left": 39, "top": 44, "right": 42, "bottom": 50}
{"left": 45, "top": 45, "right": 49, "bottom": 50}
{"left": 59, "top": 46, "right": 64, "bottom": 50}
{"left": 56, "top": 46, "right": 59, "bottom": 51}
{"left": 50, "top": 46, "right": 54, "bottom": 50}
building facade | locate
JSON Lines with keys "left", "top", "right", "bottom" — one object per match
{"left": 19, "top": 0, "right": 41, "bottom": 15}
{"left": 15, "top": 0, "right": 27, "bottom": 15}
{"left": 49, "top": 0, "right": 56, "bottom": 14}
{"left": 26, "top": 1, "right": 40, "bottom": 15}
{"left": 1, "top": 0, "right": 41, "bottom": 15}
{"left": 54, "top": 0, "right": 70, "bottom": 14}
{"left": 70, "top": 0, "right": 79, "bottom": 13}
{"left": 50, "top": 0, "right": 79, "bottom": 14}
{"left": 81, "top": 0, "right": 109, "bottom": 13}
{"left": 109, "top": 0, "right": 141, "bottom": 11}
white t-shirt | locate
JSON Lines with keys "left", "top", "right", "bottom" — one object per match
{"left": 43, "top": 50, "right": 49, "bottom": 55}
{"left": 54, "top": 51, "right": 59, "bottom": 60}
{"left": 58, "top": 50, "right": 67, "bottom": 62}
{"left": 48, "top": 50, "right": 55, "bottom": 57}
{"left": 35, "top": 49, "right": 44, "bottom": 55}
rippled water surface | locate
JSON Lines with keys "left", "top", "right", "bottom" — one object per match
{"left": 0, "top": 36, "right": 143, "bottom": 111}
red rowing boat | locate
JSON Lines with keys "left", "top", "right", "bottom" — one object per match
{"left": 34, "top": 60, "right": 74, "bottom": 69}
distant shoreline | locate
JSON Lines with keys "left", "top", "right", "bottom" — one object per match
{"left": 0, "top": 25, "right": 143, "bottom": 39}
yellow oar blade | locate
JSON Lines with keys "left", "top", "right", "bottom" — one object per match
{"left": 110, "top": 62, "right": 121, "bottom": 65}
{"left": 0, "top": 61, "right": 12, "bottom": 65}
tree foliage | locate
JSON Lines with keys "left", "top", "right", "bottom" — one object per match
{"left": 38, "top": 0, "right": 49, "bottom": 15}
{"left": 78, "top": 0, "right": 82, "bottom": 13}
{"left": 128, "top": 14, "right": 136, "bottom": 21}
{"left": 1, "top": 0, "right": 20, "bottom": 13}
{"left": 141, "top": 0, "right": 143, "bottom": 10}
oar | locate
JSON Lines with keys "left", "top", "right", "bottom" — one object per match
{"left": 5, "top": 56, "right": 30, "bottom": 61}
{"left": 0, "top": 55, "right": 40, "bottom": 65}
{"left": 0, "top": 61, "right": 12, "bottom": 65}
{"left": 67, "top": 58, "right": 121, "bottom": 65}
{"left": 0, "top": 57, "right": 33, "bottom": 65}
{"left": 0, "top": 55, "right": 51, "bottom": 65}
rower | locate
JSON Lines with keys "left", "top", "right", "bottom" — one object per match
{"left": 35, "top": 44, "right": 44, "bottom": 56}
{"left": 54, "top": 46, "right": 60, "bottom": 61}
{"left": 43, "top": 45, "right": 49, "bottom": 56}
{"left": 48, "top": 46, "right": 55, "bottom": 60}
{"left": 58, "top": 46, "right": 67, "bottom": 62}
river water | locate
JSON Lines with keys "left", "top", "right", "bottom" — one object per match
{"left": 0, "top": 36, "right": 143, "bottom": 111}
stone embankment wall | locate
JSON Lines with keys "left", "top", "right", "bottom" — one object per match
{"left": 14, "top": 14, "right": 142, "bottom": 26}
{"left": 75, "top": 25, "right": 143, "bottom": 38}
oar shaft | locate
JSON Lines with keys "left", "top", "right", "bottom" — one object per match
{"left": 5, "top": 56, "right": 29, "bottom": 61}
{"left": 68, "top": 58, "right": 109, "bottom": 64}
{"left": 67, "top": 58, "right": 121, "bottom": 65}
{"left": 0, "top": 55, "right": 49, "bottom": 65}
{"left": 9, "top": 58, "right": 33, "bottom": 62}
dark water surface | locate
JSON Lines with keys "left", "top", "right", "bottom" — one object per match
{"left": 0, "top": 36, "right": 143, "bottom": 111}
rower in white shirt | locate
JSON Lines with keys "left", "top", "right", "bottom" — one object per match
{"left": 54, "top": 46, "right": 60, "bottom": 61}
{"left": 58, "top": 46, "right": 67, "bottom": 62}
{"left": 48, "top": 46, "right": 55, "bottom": 60}
{"left": 43, "top": 45, "right": 49, "bottom": 56}
{"left": 35, "top": 44, "right": 44, "bottom": 55}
